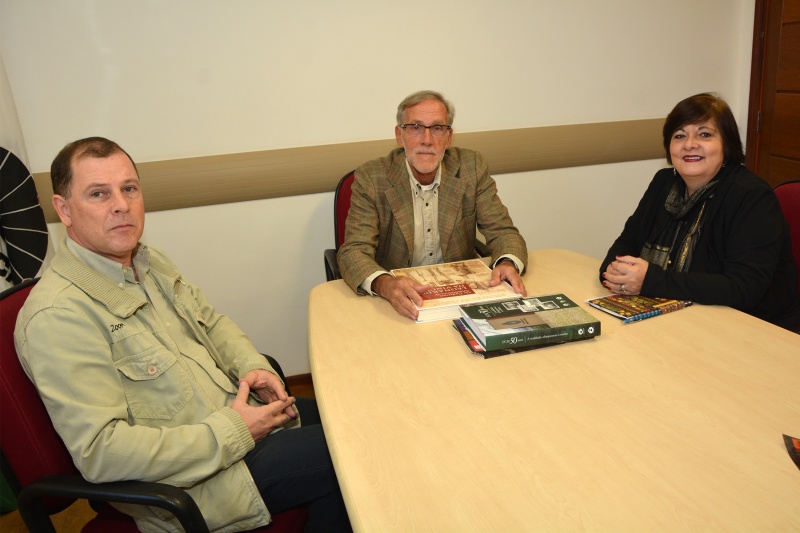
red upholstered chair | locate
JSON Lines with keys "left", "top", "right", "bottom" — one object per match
{"left": 0, "top": 278, "right": 306, "bottom": 532}
{"left": 774, "top": 179, "right": 800, "bottom": 292}
{"left": 323, "top": 170, "right": 355, "bottom": 281}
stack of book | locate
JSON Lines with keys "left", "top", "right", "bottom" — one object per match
{"left": 453, "top": 294, "right": 601, "bottom": 358}
{"left": 390, "top": 259, "right": 519, "bottom": 322}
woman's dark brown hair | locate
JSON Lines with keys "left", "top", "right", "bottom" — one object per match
{"left": 662, "top": 93, "right": 745, "bottom": 166}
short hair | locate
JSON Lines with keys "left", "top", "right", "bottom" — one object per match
{"left": 396, "top": 90, "right": 456, "bottom": 126}
{"left": 662, "top": 93, "right": 744, "bottom": 166}
{"left": 51, "top": 137, "right": 137, "bottom": 198}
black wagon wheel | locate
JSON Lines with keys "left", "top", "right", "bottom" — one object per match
{"left": 0, "top": 147, "right": 49, "bottom": 286}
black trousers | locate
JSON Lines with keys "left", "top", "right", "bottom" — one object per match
{"left": 243, "top": 397, "right": 351, "bottom": 532}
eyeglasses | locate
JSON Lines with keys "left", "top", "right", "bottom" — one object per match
{"left": 399, "top": 124, "right": 452, "bottom": 137}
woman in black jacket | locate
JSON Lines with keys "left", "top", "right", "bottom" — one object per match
{"left": 600, "top": 93, "right": 800, "bottom": 331}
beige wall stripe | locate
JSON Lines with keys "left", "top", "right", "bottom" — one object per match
{"left": 34, "top": 118, "right": 663, "bottom": 223}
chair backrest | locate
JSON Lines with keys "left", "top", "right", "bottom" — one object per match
{"left": 333, "top": 171, "right": 355, "bottom": 249}
{"left": 774, "top": 180, "right": 800, "bottom": 292}
{"left": 0, "top": 278, "right": 79, "bottom": 510}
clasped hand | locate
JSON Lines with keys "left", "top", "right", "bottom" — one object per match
{"left": 231, "top": 369, "right": 297, "bottom": 442}
{"left": 602, "top": 255, "right": 649, "bottom": 295}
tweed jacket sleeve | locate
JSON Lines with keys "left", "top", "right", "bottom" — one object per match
{"left": 337, "top": 147, "right": 527, "bottom": 292}
{"left": 463, "top": 149, "right": 528, "bottom": 267}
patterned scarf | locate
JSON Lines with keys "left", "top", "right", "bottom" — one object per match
{"left": 640, "top": 173, "right": 720, "bottom": 272}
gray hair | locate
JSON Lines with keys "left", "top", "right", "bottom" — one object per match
{"left": 396, "top": 90, "right": 455, "bottom": 125}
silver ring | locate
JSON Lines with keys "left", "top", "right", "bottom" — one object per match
{"left": 620, "top": 284, "right": 626, "bottom": 293}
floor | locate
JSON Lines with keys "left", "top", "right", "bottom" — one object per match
{"left": 0, "top": 377, "right": 315, "bottom": 532}
{"left": 0, "top": 500, "right": 97, "bottom": 532}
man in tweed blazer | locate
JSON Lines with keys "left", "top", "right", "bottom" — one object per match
{"left": 337, "top": 90, "right": 528, "bottom": 319}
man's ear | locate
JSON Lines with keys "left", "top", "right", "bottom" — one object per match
{"left": 443, "top": 128, "right": 453, "bottom": 150}
{"left": 52, "top": 195, "right": 72, "bottom": 227}
{"left": 395, "top": 125, "right": 403, "bottom": 146}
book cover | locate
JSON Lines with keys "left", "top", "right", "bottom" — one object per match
{"left": 390, "top": 259, "right": 518, "bottom": 322}
{"left": 459, "top": 294, "right": 601, "bottom": 351}
{"left": 452, "top": 318, "right": 549, "bottom": 359}
{"left": 585, "top": 294, "right": 691, "bottom": 323}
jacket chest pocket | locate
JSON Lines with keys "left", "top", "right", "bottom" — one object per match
{"left": 114, "top": 339, "right": 193, "bottom": 420}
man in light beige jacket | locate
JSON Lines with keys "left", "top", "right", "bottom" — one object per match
{"left": 15, "top": 137, "right": 350, "bottom": 532}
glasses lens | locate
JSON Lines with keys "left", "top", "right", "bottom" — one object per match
{"left": 403, "top": 124, "right": 450, "bottom": 137}
{"left": 430, "top": 125, "right": 449, "bottom": 137}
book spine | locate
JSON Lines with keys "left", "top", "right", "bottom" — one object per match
{"left": 481, "top": 322, "right": 599, "bottom": 351}
{"left": 622, "top": 301, "right": 687, "bottom": 324}
{"left": 453, "top": 319, "right": 485, "bottom": 353}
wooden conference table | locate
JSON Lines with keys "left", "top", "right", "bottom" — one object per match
{"left": 308, "top": 249, "right": 800, "bottom": 532}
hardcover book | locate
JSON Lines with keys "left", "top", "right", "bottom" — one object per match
{"left": 585, "top": 294, "right": 691, "bottom": 323}
{"left": 452, "top": 318, "right": 554, "bottom": 359}
{"left": 390, "top": 259, "right": 518, "bottom": 323}
{"left": 459, "top": 294, "right": 601, "bottom": 351}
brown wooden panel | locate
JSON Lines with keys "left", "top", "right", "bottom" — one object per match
{"left": 783, "top": 0, "right": 800, "bottom": 22}
{"left": 33, "top": 118, "right": 664, "bottom": 223}
{"left": 776, "top": 23, "right": 800, "bottom": 89}
{"left": 772, "top": 93, "right": 800, "bottom": 159}
{"left": 746, "top": 0, "right": 769, "bottom": 172}
{"left": 768, "top": 156, "right": 800, "bottom": 187}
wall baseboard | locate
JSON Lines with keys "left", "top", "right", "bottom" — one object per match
{"left": 33, "top": 118, "right": 664, "bottom": 223}
{"left": 286, "top": 373, "right": 314, "bottom": 398}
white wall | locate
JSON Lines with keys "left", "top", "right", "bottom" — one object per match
{"left": 1, "top": 1, "right": 755, "bottom": 375}
{"left": 0, "top": 55, "right": 27, "bottom": 166}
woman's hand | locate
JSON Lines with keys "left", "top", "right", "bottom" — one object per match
{"left": 602, "top": 255, "right": 649, "bottom": 295}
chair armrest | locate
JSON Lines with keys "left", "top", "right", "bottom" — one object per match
{"left": 324, "top": 248, "right": 341, "bottom": 281}
{"left": 17, "top": 475, "right": 210, "bottom": 533}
